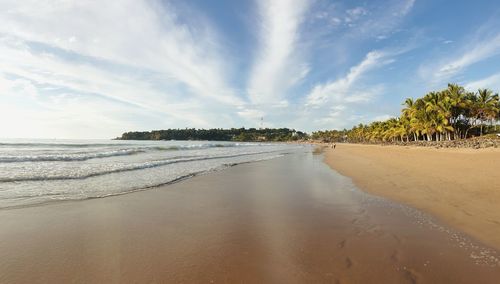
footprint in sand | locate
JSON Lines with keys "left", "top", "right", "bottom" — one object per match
{"left": 391, "top": 250, "right": 400, "bottom": 262}
{"left": 461, "top": 209, "right": 473, "bottom": 216}
{"left": 392, "top": 233, "right": 404, "bottom": 244}
{"left": 487, "top": 219, "right": 500, "bottom": 226}
{"left": 366, "top": 224, "right": 384, "bottom": 237}
{"left": 345, "top": 257, "right": 353, "bottom": 268}
{"left": 403, "top": 268, "right": 419, "bottom": 284}
{"left": 338, "top": 239, "right": 347, "bottom": 248}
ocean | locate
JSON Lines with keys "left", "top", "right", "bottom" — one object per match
{"left": 0, "top": 139, "right": 307, "bottom": 209}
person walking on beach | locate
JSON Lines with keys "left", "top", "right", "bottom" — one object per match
{"left": 333, "top": 143, "right": 336, "bottom": 149}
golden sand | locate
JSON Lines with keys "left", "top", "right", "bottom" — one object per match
{"left": 324, "top": 143, "right": 500, "bottom": 250}
{"left": 1, "top": 152, "right": 499, "bottom": 283}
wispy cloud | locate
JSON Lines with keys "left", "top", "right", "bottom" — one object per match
{"left": 299, "top": 43, "right": 416, "bottom": 130}
{"left": 345, "top": 7, "right": 368, "bottom": 25}
{"left": 312, "top": 0, "right": 416, "bottom": 40}
{"left": 435, "top": 35, "right": 500, "bottom": 80}
{"left": 247, "top": 0, "right": 310, "bottom": 105}
{"left": 306, "top": 51, "right": 390, "bottom": 107}
{"left": 2, "top": 0, "right": 242, "bottom": 105}
{"left": 352, "top": 0, "right": 415, "bottom": 39}
{"left": 465, "top": 73, "right": 500, "bottom": 92}
{"left": 419, "top": 23, "right": 500, "bottom": 84}
{"left": 0, "top": 0, "right": 244, "bottom": 137}
{"left": 5, "top": 0, "right": 499, "bottom": 138}
{"left": 394, "top": 0, "right": 416, "bottom": 17}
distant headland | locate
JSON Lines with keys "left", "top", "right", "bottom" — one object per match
{"left": 117, "top": 128, "right": 308, "bottom": 142}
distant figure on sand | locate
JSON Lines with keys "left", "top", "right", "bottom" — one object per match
{"left": 334, "top": 143, "right": 336, "bottom": 149}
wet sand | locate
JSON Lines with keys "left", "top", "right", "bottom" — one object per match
{"left": 324, "top": 143, "right": 500, "bottom": 251}
{"left": 1, "top": 152, "right": 499, "bottom": 283}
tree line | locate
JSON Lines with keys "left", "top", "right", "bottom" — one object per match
{"left": 312, "top": 84, "right": 500, "bottom": 143}
{"left": 118, "top": 128, "right": 308, "bottom": 142}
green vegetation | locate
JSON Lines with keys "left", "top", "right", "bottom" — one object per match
{"left": 118, "top": 128, "right": 307, "bottom": 142}
{"left": 119, "top": 84, "right": 500, "bottom": 144}
{"left": 312, "top": 84, "right": 500, "bottom": 143}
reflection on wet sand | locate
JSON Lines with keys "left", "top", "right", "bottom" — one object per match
{"left": 0, "top": 152, "right": 499, "bottom": 283}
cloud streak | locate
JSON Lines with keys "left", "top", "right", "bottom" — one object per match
{"left": 0, "top": 0, "right": 246, "bottom": 137}
{"left": 419, "top": 22, "right": 500, "bottom": 84}
{"left": 434, "top": 35, "right": 500, "bottom": 80}
{"left": 247, "top": 0, "right": 310, "bottom": 105}
{"left": 306, "top": 51, "right": 390, "bottom": 107}
{"left": 5, "top": 0, "right": 498, "bottom": 138}
{"left": 465, "top": 73, "right": 500, "bottom": 92}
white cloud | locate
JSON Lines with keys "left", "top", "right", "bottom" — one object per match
{"left": 394, "top": 0, "right": 416, "bottom": 17}
{"left": 247, "top": 0, "right": 310, "bottom": 105}
{"left": 236, "top": 108, "right": 265, "bottom": 126}
{"left": 333, "top": 0, "right": 416, "bottom": 38}
{"left": 306, "top": 51, "right": 388, "bottom": 106}
{"left": 313, "top": 105, "right": 346, "bottom": 125}
{"left": 0, "top": 0, "right": 241, "bottom": 105}
{"left": 437, "top": 36, "right": 500, "bottom": 78}
{"left": 465, "top": 73, "right": 500, "bottom": 92}
{"left": 372, "top": 114, "right": 394, "bottom": 121}
{"left": 0, "top": 38, "right": 213, "bottom": 128}
{"left": 297, "top": 41, "right": 415, "bottom": 131}
{"left": 420, "top": 30, "right": 500, "bottom": 84}
{"left": 345, "top": 7, "right": 368, "bottom": 24}
{"left": 0, "top": 77, "right": 140, "bottom": 138}
{"left": 0, "top": 0, "right": 247, "bottom": 137}
{"left": 297, "top": 50, "right": 398, "bottom": 131}
{"left": 0, "top": 0, "right": 468, "bottom": 137}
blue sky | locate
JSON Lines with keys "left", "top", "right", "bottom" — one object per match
{"left": 1, "top": 0, "right": 500, "bottom": 138}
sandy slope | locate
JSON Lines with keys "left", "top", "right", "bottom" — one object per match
{"left": 1, "top": 153, "right": 499, "bottom": 283}
{"left": 324, "top": 143, "right": 500, "bottom": 250}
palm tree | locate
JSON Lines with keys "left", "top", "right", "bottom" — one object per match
{"left": 476, "top": 89, "right": 500, "bottom": 136}
{"left": 444, "top": 84, "right": 468, "bottom": 139}
{"left": 402, "top": 98, "right": 417, "bottom": 141}
{"left": 313, "top": 83, "right": 500, "bottom": 143}
{"left": 496, "top": 100, "right": 500, "bottom": 131}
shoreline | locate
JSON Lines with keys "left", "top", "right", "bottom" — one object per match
{"left": 1, "top": 153, "right": 499, "bottom": 282}
{"left": 311, "top": 135, "right": 500, "bottom": 149}
{"left": 323, "top": 143, "right": 500, "bottom": 251}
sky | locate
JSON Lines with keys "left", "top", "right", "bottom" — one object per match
{"left": 1, "top": 0, "right": 500, "bottom": 139}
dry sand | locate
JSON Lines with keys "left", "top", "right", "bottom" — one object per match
{"left": 1, "top": 152, "right": 499, "bottom": 283}
{"left": 324, "top": 143, "right": 500, "bottom": 251}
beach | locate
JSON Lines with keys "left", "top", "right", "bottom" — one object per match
{"left": 325, "top": 143, "right": 500, "bottom": 251}
{"left": 1, "top": 151, "right": 499, "bottom": 283}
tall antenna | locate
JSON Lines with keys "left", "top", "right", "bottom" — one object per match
{"left": 260, "top": 117, "right": 264, "bottom": 129}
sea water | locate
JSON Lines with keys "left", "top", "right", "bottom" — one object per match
{"left": 0, "top": 139, "right": 306, "bottom": 209}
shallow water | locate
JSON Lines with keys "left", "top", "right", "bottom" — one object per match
{"left": 0, "top": 139, "right": 305, "bottom": 208}
{"left": 0, "top": 152, "right": 498, "bottom": 283}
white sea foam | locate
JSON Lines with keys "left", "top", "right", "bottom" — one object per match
{"left": 0, "top": 139, "right": 306, "bottom": 209}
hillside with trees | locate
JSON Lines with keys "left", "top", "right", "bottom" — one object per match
{"left": 118, "top": 128, "right": 308, "bottom": 142}
{"left": 312, "top": 84, "right": 500, "bottom": 144}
